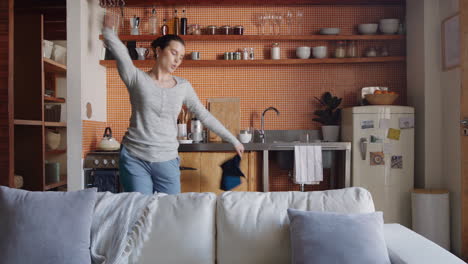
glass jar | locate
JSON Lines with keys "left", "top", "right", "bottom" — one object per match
{"left": 189, "top": 24, "right": 202, "bottom": 35}
{"left": 334, "top": 41, "right": 346, "bottom": 58}
{"left": 271, "top": 43, "right": 280, "bottom": 60}
{"left": 220, "top": 25, "right": 232, "bottom": 35}
{"left": 346, "top": 41, "right": 357, "bottom": 58}
{"left": 233, "top": 25, "right": 244, "bottom": 35}
{"left": 206, "top": 25, "right": 217, "bottom": 35}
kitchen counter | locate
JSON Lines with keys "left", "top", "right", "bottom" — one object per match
{"left": 178, "top": 141, "right": 351, "bottom": 152}
{"left": 179, "top": 141, "right": 352, "bottom": 191}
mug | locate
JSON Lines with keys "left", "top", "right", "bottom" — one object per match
{"left": 312, "top": 46, "right": 328, "bottom": 58}
{"left": 135, "top": 48, "right": 149, "bottom": 60}
{"left": 191, "top": 52, "right": 200, "bottom": 60}
{"left": 177, "top": 124, "right": 187, "bottom": 138}
{"left": 239, "top": 133, "right": 252, "bottom": 144}
{"left": 296, "top": 46, "right": 311, "bottom": 59}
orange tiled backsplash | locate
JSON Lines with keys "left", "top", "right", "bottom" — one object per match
{"left": 83, "top": 5, "right": 405, "bottom": 191}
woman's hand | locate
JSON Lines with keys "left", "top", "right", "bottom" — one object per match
{"left": 234, "top": 143, "right": 245, "bottom": 158}
{"left": 103, "top": 12, "right": 116, "bottom": 29}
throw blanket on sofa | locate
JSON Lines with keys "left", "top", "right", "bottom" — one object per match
{"left": 90, "top": 192, "right": 163, "bottom": 264}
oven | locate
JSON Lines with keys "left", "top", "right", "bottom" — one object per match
{"left": 84, "top": 151, "right": 121, "bottom": 193}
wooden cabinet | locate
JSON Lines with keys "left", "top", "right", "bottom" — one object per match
{"left": 180, "top": 151, "right": 261, "bottom": 194}
{"left": 8, "top": 13, "right": 67, "bottom": 191}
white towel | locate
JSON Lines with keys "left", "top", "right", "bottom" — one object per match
{"left": 294, "top": 145, "right": 323, "bottom": 185}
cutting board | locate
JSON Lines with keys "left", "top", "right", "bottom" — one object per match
{"left": 208, "top": 97, "right": 240, "bottom": 142}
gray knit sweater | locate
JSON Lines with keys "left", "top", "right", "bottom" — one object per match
{"left": 103, "top": 28, "right": 240, "bottom": 162}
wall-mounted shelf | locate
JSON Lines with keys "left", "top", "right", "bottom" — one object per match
{"left": 44, "top": 96, "right": 66, "bottom": 103}
{"left": 44, "top": 57, "right": 66, "bottom": 74}
{"left": 122, "top": 0, "right": 404, "bottom": 6}
{"left": 100, "top": 56, "right": 406, "bottom": 68}
{"left": 99, "top": 34, "right": 405, "bottom": 42}
{"left": 45, "top": 122, "right": 67, "bottom": 127}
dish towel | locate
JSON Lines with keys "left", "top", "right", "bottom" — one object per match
{"left": 220, "top": 155, "right": 245, "bottom": 191}
{"left": 294, "top": 145, "right": 323, "bottom": 185}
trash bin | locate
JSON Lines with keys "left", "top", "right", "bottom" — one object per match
{"left": 411, "top": 189, "right": 450, "bottom": 250}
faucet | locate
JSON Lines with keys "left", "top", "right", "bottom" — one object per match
{"left": 259, "top": 107, "right": 280, "bottom": 143}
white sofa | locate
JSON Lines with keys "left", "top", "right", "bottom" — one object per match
{"left": 131, "top": 187, "right": 464, "bottom": 264}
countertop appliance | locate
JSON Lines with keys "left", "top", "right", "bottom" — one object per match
{"left": 341, "top": 106, "right": 414, "bottom": 227}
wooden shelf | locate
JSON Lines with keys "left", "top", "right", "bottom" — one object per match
{"left": 44, "top": 177, "right": 67, "bottom": 191}
{"left": 44, "top": 96, "right": 66, "bottom": 103}
{"left": 43, "top": 57, "right": 66, "bottom": 74}
{"left": 46, "top": 149, "right": 66, "bottom": 154}
{"left": 123, "top": 0, "right": 404, "bottom": 6}
{"left": 44, "top": 122, "right": 66, "bottom": 127}
{"left": 100, "top": 34, "right": 405, "bottom": 42}
{"left": 14, "top": 119, "right": 43, "bottom": 126}
{"left": 100, "top": 56, "right": 406, "bottom": 67}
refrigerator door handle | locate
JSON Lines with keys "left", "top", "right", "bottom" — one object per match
{"left": 360, "top": 138, "right": 367, "bottom": 160}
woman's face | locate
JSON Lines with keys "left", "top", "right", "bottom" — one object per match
{"left": 155, "top": 40, "right": 185, "bottom": 73}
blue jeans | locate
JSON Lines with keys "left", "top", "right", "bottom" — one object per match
{"left": 119, "top": 145, "right": 181, "bottom": 195}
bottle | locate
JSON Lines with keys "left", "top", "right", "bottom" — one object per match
{"left": 271, "top": 43, "right": 280, "bottom": 60}
{"left": 149, "top": 8, "right": 158, "bottom": 35}
{"left": 173, "top": 9, "right": 180, "bottom": 35}
{"left": 180, "top": 8, "right": 187, "bottom": 35}
{"left": 249, "top": 47, "right": 255, "bottom": 60}
{"left": 242, "top": 48, "right": 249, "bottom": 60}
{"left": 161, "top": 19, "right": 169, "bottom": 36}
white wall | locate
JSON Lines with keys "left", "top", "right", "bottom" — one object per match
{"left": 407, "top": 0, "right": 461, "bottom": 255}
{"left": 67, "top": 0, "right": 106, "bottom": 191}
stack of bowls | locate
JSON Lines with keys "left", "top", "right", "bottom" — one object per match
{"left": 379, "top": 19, "right": 399, "bottom": 34}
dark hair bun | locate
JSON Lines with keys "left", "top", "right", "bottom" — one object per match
{"left": 151, "top": 34, "right": 185, "bottom": 50}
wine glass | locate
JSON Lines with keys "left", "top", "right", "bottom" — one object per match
{"left": 285, "top": 11, "right": 293, "bottom": 35}
{"left": 273, "top": 13, "right": 283, "bottom": 35}
{"left": 296, "top": 11, "right": 304, "bottom": 34}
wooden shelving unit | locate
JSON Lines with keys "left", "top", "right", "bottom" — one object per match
{"left": 99, "top": 34, "right": 405, "bottom": 42}
{"left": 44, "top": 96, "right": 66, "bottom": 103}
{"left": 43, "top": 57, "right": 66, "bottom": 74}
{"left": 100, "top": 56, "right": 406, "bottom": 68}
{"left": 44, "top": 122, "right": 67, "bottom": 127}
{"left": 46, "top": 149, "right": 67, "bottom": 154}
{"left": 44, "top": 177, "right": 67, "bottom": 191}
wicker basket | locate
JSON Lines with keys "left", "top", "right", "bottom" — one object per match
{"left": 365, "top": 94, "right": 399, "bottom": 105}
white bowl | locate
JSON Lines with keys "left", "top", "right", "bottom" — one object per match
{"left": 379, "top": 23, "right": 399, "bottom": 34}
{"left": 312, "top": 46, "right": 327, "bottom": 59}
{"left": 319, "top": 28, "right": 340, "bottom": 35}
{"left": 380, "top": 18, "right": 399, "bottom": 25}
{"left": 178, "top": 139, "right": 193, "bottom": 144}
{"left": 358, "top": 23, "right": 378, "bottom": 35}
{"left": 296, "top": 46, "right": 311, "bottom": 59}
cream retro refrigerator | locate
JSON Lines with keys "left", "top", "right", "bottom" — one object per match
{"left": 341, "top": 106, "right": 414, "bottom": 227}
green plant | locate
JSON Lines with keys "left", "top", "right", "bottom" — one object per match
{"left": 313, "top": 92, "right": 342, "bottom": 126}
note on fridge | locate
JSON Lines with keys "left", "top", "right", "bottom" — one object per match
{"left": 399, "top": 117, "right": 414, "bottom": 129}
{"left": 383, "top": 143, "right": 393, "bottom": 154}
{"left": 387, "top": 128, "right": 401, "bottom": 140}
{"left": 361, "top": 120, "right": 374, "bottom": 129}
{"left": 379, "top": 119, "right": 391, "bottom": 129}
{"left": 391, "top": 156, "right": 403, "bottom": 169}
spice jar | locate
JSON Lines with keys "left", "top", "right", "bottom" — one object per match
{"left": 206, "top": 25, "right": 217, "bottom": 35}
{"left": 334, "top": 41, "right": 346, "bottom": 58}
{"left": 220, "top": 25, "right": 232, "bottom": 35}
{"left": 271, "top": 43, "right": 280, "bottom": 60}
{"left": 190, "top": 24, "right": 202, "bottom": 35}
{"left": 346, "top": 41, "right": 357, "bottom": 58}
{"left": 233, "top": 25, "right": 244, "bottom": 35}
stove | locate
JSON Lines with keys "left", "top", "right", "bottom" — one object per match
{"left": 84, "top": 151, "right": 121, "bottom": 192}
{"left": 84, "top": 151, "right": 120, "bottom": 169}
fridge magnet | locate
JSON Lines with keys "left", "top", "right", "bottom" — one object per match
{"left": 370, "top": 152, "right": 385, "bottom": 166}
{"left": 391, "top": 156, "right": 403, "bottom": 169}
{"left": 399, "top": 117, "right": 414, "bottom": 129}
{"left": 387, "top": 128, "right": 401, "bottom": 140}
{"left": 371, "top": 135, "right": 383, "bottom": 143}
{"left": 383, "top": 143, "right": 393, "bottom": 154}
{"left": 361, "top": 120, "right": 374, "bottom": 129}
{"left": 379, "top": 119, "right": 391, "bottom": 129}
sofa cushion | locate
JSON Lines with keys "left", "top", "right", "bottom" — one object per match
{"left": 0, "top": 186, "right": 97, "bottom": 264}
{"left": 288, "top": 209, "right": 390, "bottom": 264}
{"left": 216, "top": 187, "right": 375, "bottom": 264}
{"left": 138, "top": 192, "right": 217, "bottom": 264}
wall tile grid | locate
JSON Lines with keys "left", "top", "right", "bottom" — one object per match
{"left": 85, "top": 5, "right": 405, "bottom": 191}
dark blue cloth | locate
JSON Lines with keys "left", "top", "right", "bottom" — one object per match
{"left": 220, "top": 155, "right": 245, "bottom": 191}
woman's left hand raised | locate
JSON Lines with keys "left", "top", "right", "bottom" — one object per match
{"left": 234, "top": 144, "right": 245, "bottom": 158}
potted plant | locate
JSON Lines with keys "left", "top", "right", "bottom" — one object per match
{"left": 313, "top": 92, "right": 342, "bottom": 142}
